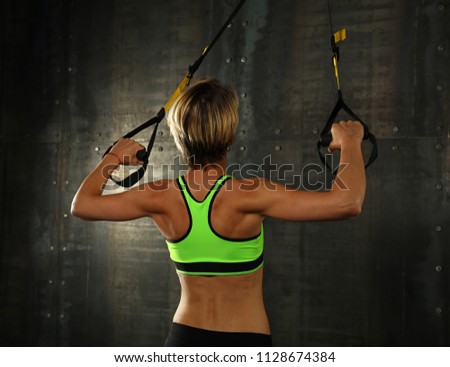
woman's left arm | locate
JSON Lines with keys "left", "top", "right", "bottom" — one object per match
{"left": 71, "top": 138, "right": 152, "bottom": 221}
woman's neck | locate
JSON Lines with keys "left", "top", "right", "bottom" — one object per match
{"left": 184, "top": 158, "right": 227, "bottom": 190}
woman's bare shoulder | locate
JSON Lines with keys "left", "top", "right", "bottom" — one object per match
{"left": 142, "top": 178, "right": 178, "bottom": 192}
{"left": 227, "top": 176, "right": 280, "bottom": 192}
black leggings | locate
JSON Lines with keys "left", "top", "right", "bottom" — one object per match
{"left": 164, "top": 323, "right": 273, "bottom": 347}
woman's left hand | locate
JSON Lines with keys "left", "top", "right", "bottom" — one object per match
{"left": 109, "top": 138, "right": 146, "bottom": 165}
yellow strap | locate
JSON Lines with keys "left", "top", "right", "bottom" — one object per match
{"left": 333, "top": 54, "right": 340, "bottom": 90}
{"left": 332, "top": 28, "right": 346, "bottom": 91}
{"left": 163, "top": 74, "right": 192, "bottom": 112}
{"left": 333, "top": 28, "right": 346, "bottom": 44}
{"left": 161, "top": 43, "right": 209, "bottom": 113}
{"left": 161, "top": 19, "right": 231, "bottom": 115}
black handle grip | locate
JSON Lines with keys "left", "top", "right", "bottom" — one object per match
{"left": 320, "top": 124, "right": 371, "bottom": 148}
{"left": 320, "top": 134, "right": 333, "bottom": 147}
{"left": 136, "top": 149, "right": 147, "bottom": 162}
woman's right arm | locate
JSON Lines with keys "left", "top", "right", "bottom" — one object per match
{"left": 71, "top": 138, "right": 167, "bottom": 221}
{"left": 249, "top": 120, "right": 366, "bottom": 221}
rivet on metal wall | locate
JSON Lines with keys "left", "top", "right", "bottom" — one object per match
{"left": 393, "top": 126, "right": 399, "bottom": 133}
{"left": 227, "top": 22, "right": 233, "bottom": 29}
{"left": 46, "top": 313, "right": 52, "bottom": 319}
{"left": 240, "top": 57, "right": 247, "bottom": 63}
{"left": 435, "top": 143, "right": 442, "bottom": 150}
{"left": 94, "top": 146, "right": 100, "bottom": 152}
{"left": 226, "top": 57, "right": 232, "bottom": 63}
{"left": 436, "top": 85, "right": 443, "bottom": 91}
{"left": 48, "top": 280, "right": 53, "bottom": 285}
{"left": 435, "top": 265, "right": 442, "bottom": 272}
{"left": 275, "top": 128, "right": 281, "bottom": 135}
{"left": 60, "top": 314, "right": 65, "bottom": 320}
{"left": 435, "top": 225, "right": 442, "bottom": 232}
{"left": 61, "top": 280, "right": 66, "bottom": 286}
{"left": 240, "top": 92, "right": 247, "bottom": 98}
{"left": 158, "top": 146, "right": 163, "bottom": 152}
{"left": 437, "top": 45, "right": 445, "bottom": 52}
{"left": 62, "top": 246, "right": 67, "bottom": 252}
{"left": 313, "top": 128, "right": 319, "bottom": 135}
{"left": 240, "top": 146, "right": 246, "bottom": 151}
{"left": 52, "top": 180, "right": 57, "bottom": 185}
{"left": 242, "top": 20, "right": 248, "bottom": 27}
{"left": 65, "top": 180, "right": 69, "bottom": 186}
{"left": 63, "top": 213, "right": 69, "bottom": 219}
{"left": 55, "top": 100, "right": 60, "bottom": 105}
{"left": 53, "top": 147, "right": 58, "bottom": 153}
{"left": 436, "top": 307, "right": 443, "bottom": 314}
{"left": 438, "top": 4, "right": 445, "bottom": 11}
{"left": 392, "top": 144, "right": 398, "bottom": 151}
{"left": 275, "top": 145, "right": 282, "bottom": 151}
{"left": 68, "top": 67, "right": 72, "bottom": 72}
{"left": 436, "top": 183, "right": 443, "bottom": 191}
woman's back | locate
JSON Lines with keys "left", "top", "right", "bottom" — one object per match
{"left": 176, "top": 267, "right": 269, "bottom": 333}
{"left": 150, "top": 172, "right": 263, "bottom": 242}
{"left": 148, "top": 169, "right": 269, "bottom": 333}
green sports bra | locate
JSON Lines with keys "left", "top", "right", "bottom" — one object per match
{"left": 166, "top": 175, "right": 264, "bottom": 276}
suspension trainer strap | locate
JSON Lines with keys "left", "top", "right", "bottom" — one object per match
{"left": 317, "top": 91, "right": 378, "bottom": 170}
{"left": 103, "top": 0, "right": 247, "bottom": 187}
{"left": 317, "top": 1, "right": 378, "bottom": 171}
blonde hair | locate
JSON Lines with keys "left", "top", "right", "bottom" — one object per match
{"left": 167, "top": 78, "right": 239, "bottom": 167}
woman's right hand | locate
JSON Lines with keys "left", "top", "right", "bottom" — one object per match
{"left": 109, "top": 138, "right": 145, "bottom": 165}
{"left": 328, "top": 120, "right": 364, "bottom": 152}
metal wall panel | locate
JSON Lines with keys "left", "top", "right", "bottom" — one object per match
{"left": 0, "top": 0, "right": 449, "bottom": 346}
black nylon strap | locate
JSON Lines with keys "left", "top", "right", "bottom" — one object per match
{"left": 317, "top": 91, "right": 378, "bottom": 171}
{"left": 318, "top": 0, "right": 378, "bottom": 172}
{"left": 102, "top": 108, "right": 165, "bottom": 187}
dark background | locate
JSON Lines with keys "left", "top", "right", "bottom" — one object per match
{"left": 0, "top": 0, "right": 448, "bottom": 346}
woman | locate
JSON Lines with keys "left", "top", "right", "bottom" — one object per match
{"left": 71, "top": 78, "right": 366, "bottom": 346}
